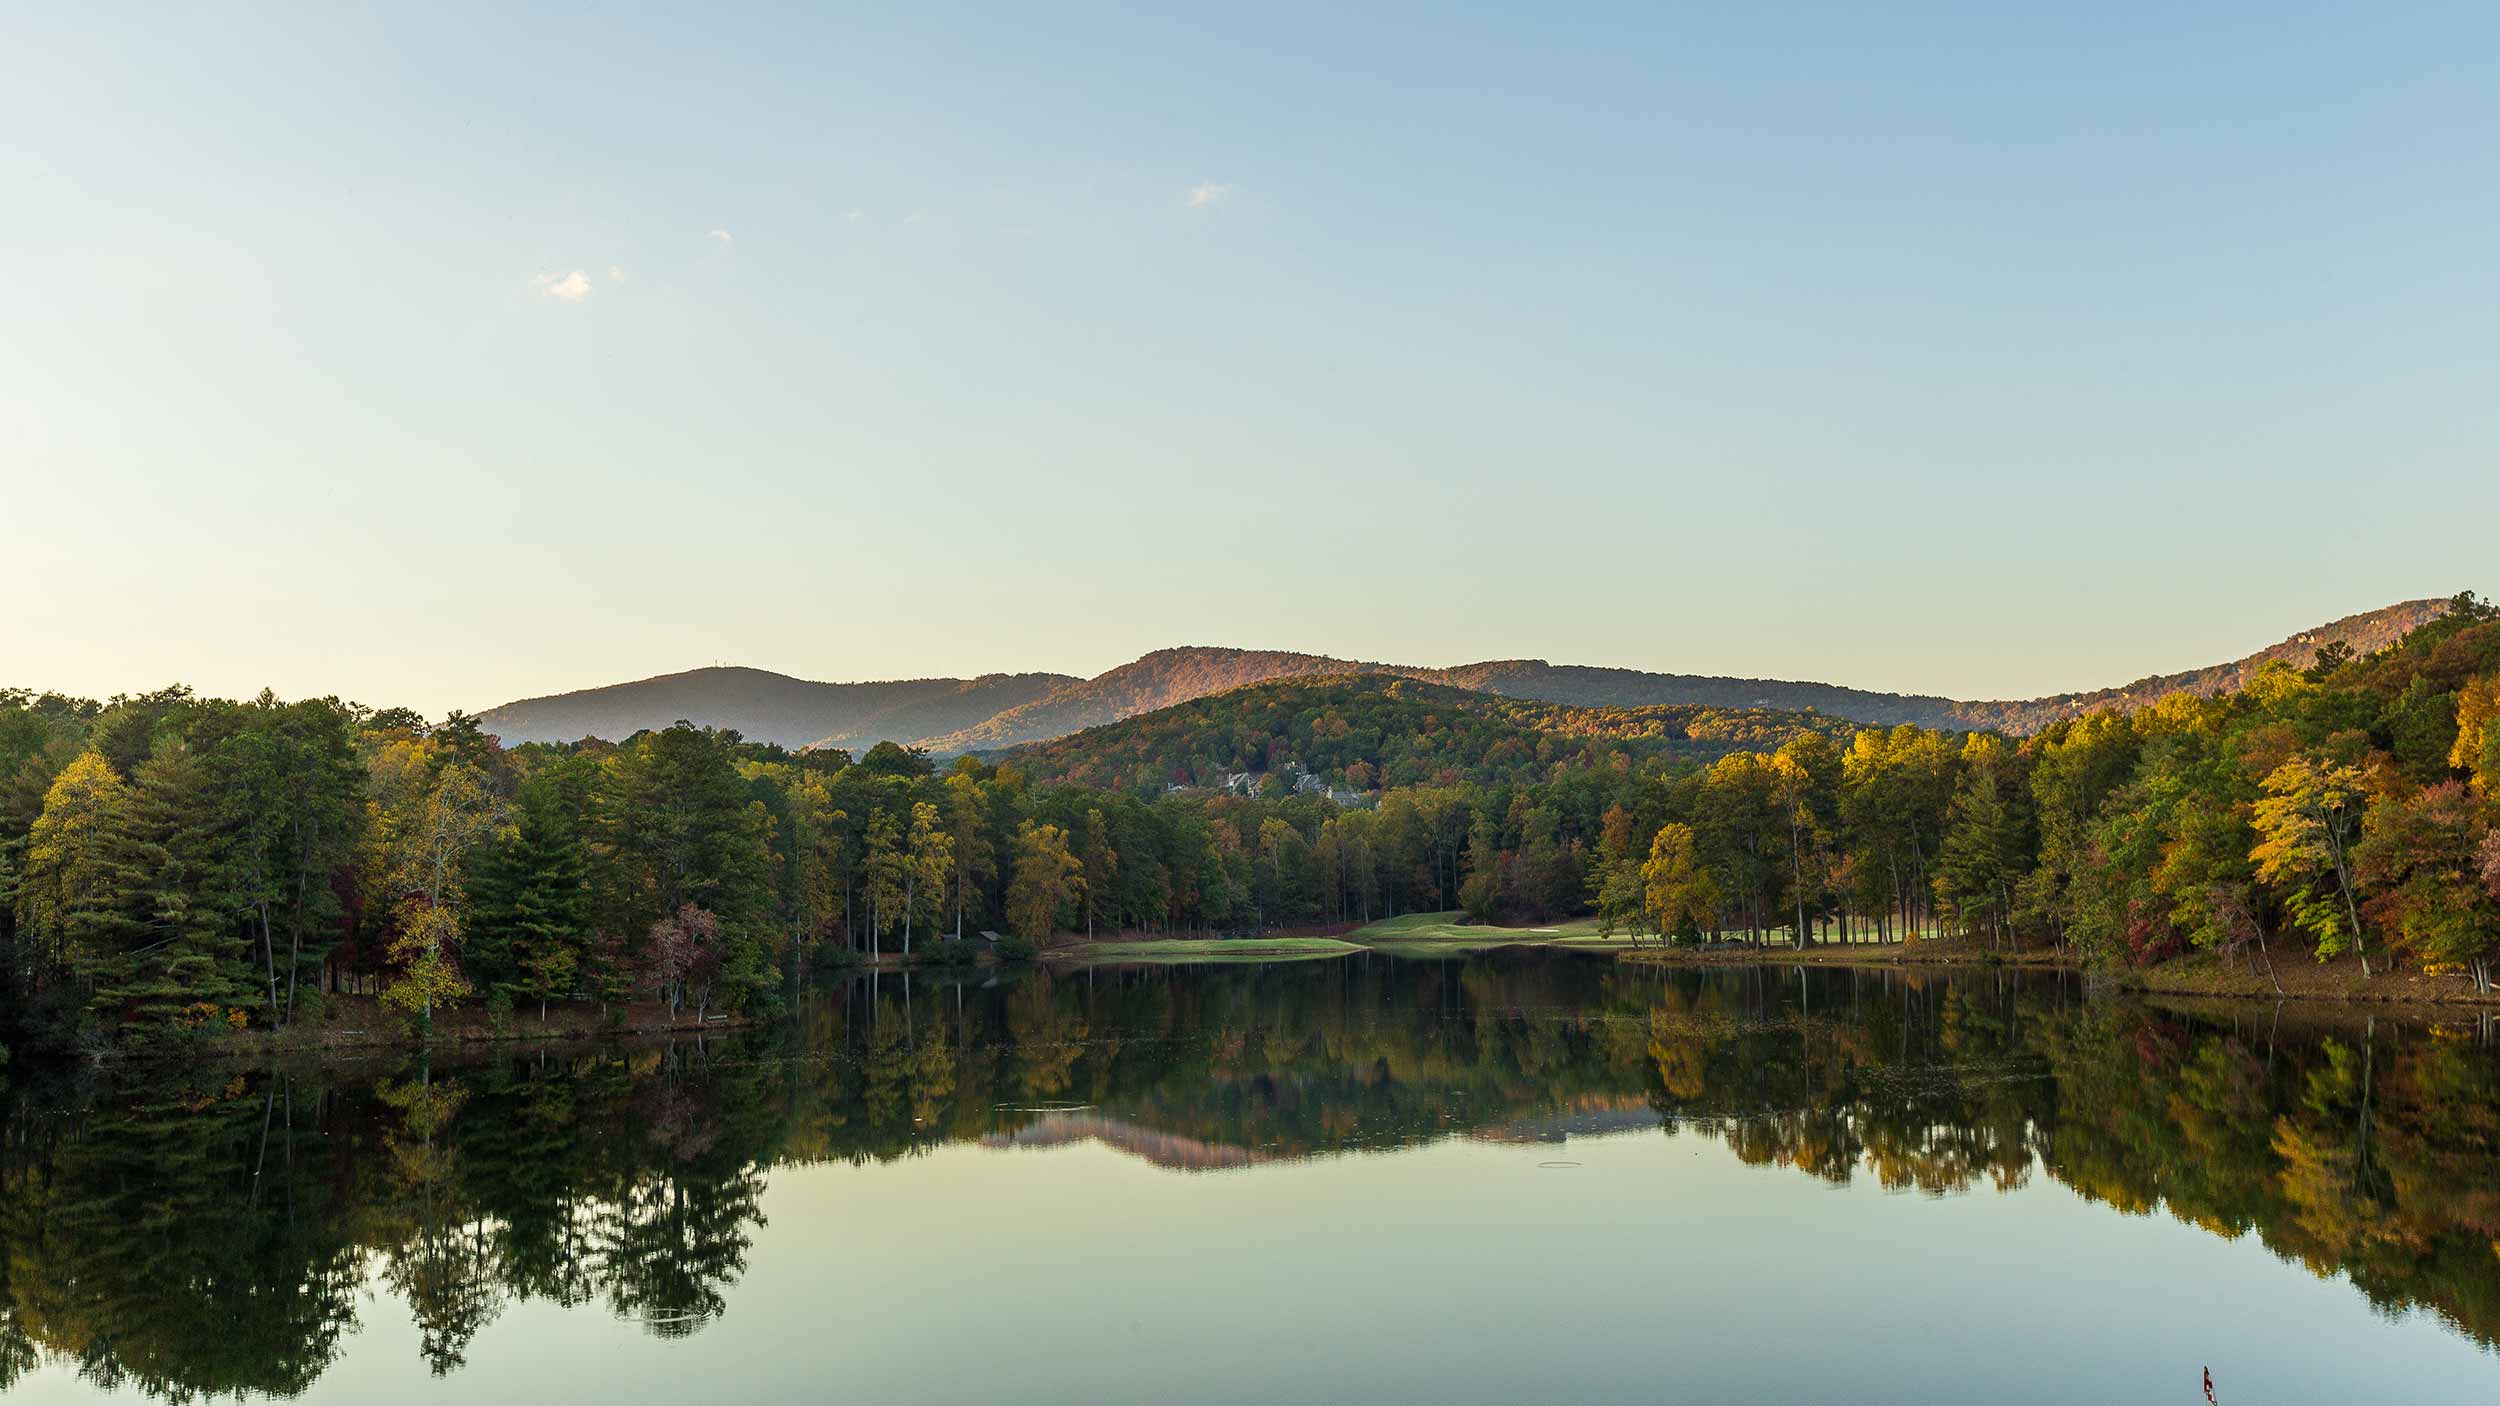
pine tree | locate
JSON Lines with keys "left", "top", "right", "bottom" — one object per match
{"left": 98, "top": 743, "right": 257, "bottom": 1029}
{"left": 470, "top": 778, "right": 590, "bottom": 1021}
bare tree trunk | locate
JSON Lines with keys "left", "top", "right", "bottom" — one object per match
{"left": 259, "top": 903, "right": 279, "bottom": 1010}
{"left": 285, "top": 820, "right": 314, "bottom": 1025}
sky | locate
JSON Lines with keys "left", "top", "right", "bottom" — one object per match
{"left": 5, "top": 2, "right": 2496, "bottom": 719}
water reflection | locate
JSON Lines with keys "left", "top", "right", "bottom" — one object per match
{"left": 4, "top": 954, "right": 2497, "bottom": 1398}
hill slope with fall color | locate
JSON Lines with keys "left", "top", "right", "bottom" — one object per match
{"left": 998, "top": 674, "right": 1859, "bottom": 791}
{"left": 909, "top": 647, "right": 1414, "bottom": 753}
{"left": 1936, "top": 598, "right": 2449, "bottom": 732}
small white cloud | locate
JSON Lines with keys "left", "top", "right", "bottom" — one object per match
{"left": 534, "top": 270, "right": 593, "bottom": 302}
{"left": 608, "top": 265, "right": 628, "bottom": 283}
{"left": 707, "top": 228, "right": 733, "bottom": 242}
{"left": 1183, "top": 181, "right": 1232, "bottom": 209}
{"left": 843, "top": 209, "right": 864, "bottom": 222}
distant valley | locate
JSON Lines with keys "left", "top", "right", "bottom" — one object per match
{"left": 473, "top": 598, "right": 2448, "bottom": 753}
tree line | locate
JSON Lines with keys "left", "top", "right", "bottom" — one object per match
{"left": 1582, "top": 592, "right": 2500, "bottom": 992}
{"left": 6, "top": 593, "right": 2499, "bottom": 1051}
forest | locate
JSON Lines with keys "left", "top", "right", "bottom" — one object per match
{"left": 1000, "top": 674, "right": 1856, "bottom": 790}
{"left": 4, "top": 592, "right": 2499, "bottom": 1055}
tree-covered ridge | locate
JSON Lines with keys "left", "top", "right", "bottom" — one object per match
{"left": 5, "top": 959, "right": 2497, "bottom": 1398}
{"left": 1940, "top": 596, "right": 2450, "bottom": 733}
{"left": 1433, "top": 598, "right": 2445, "bottom": 733}
{"left": 998, "top": 674, "right": 1858, "bottom": 792}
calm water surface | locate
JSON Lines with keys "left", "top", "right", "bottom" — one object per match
{"left": 5, "top": 952, "right": 2497, "bottom": 1403}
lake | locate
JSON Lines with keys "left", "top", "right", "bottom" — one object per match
{"left": 4, "top": 951, "right": 2496, "bottom": 1403}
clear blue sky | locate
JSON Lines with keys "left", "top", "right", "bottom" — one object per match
{"left": 5, "top": 3, "right": 2494, "bottom": 718}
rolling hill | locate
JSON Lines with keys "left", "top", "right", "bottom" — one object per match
{"left": 474, "top": 667, "right": 1074, "bottom": 749}
{"left": 472, "top": 597, "right": 2453, "bottom": 753}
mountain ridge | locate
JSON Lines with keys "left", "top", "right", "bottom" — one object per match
{"left": 475, "top": 666, "right": 1075, "bottom": 750}
{"left": 472, "top": 598, "right": 2451, "bottom": 753}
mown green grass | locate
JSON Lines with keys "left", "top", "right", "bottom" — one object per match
{"left": 1346, "top": 912, "right": 1646, "bottom": 947}
{"left": 1061, "top": 916, "right": 1660, "bottom": 966}
{"left": 1057, "top": 937, "right": 1367, "bottom": 964}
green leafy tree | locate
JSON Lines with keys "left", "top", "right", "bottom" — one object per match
{"left": 1936, "top": 735, "right": 2032, "bottom": 949}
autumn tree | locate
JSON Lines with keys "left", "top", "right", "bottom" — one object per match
{"left": 1640, "top": 822, "right": 1721, "bottom": 943}
{"left": 16, "top": 753, "right": 143, "bottom": 1011}
{"left": 1079, "top": 808, "right": 1117, "bottom": 940}
{"left": 2353, "top": 781, "right": 2495, "bottom": 992}
{"left": 940, "top": 770, "right": 992, "bottom": 939}
{"left": 1008, "top": 821, "right": 1083, "bottom": 946}
{"left": 374, "top": 754, "right": 507, "bottom": 1031}
{"left": 862, "top": 808, "right": 904, "bottom": 959}
{"left": 901, "top": 800, "right": 953, "bottom": 955}
{"left": 2251, "top": 754, "right": 2373, "bottom": 975}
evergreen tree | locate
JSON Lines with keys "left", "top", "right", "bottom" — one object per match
{"left": 470, "top": 773, "right": 591, "bottom": 1020}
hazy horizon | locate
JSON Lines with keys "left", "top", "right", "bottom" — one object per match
{"left": 10, "top": 4, "right": 2498, "bottom": 718}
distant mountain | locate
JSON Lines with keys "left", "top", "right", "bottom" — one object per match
{"left": 475, "top": 667, "right": 1074, "bottom": 750}
{"left": 474, "top": 598, "right": 2455, "bottom": 753}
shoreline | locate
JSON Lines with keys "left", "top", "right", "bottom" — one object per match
{"left": 1612, "top": 939, "right": 2500, "bottom": 1008}
{"left": 1048, "top": 914, "right": 2500, "bottom": 1010}
{"left": 208, "top": 997, "right": 758, "bottom": 1058}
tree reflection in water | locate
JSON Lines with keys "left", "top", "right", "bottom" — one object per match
{"left": 3, "top": 952, "right": 2497, "bottom": 1397}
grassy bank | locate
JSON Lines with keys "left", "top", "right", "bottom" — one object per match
{"left": 1344, "top": 912, "right": 1642, "bottom": 951}
{"left": 1614, "top": 935, "right": 2067, "bottom": 970}
{"left": 1035, "top": 912, "right": 2500, "bottom": 1008}
{"left": 1049, "top": 937, "right": 1366, "bottom": 964}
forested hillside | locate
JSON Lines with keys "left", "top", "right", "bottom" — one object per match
{"left": 475, "top": 600, "right": 2448, "bottom": 753}
{"left": 1001, "top": 675, "right": 1854, "bottom": 791}
{"left": 1433, "top": 659, "right": 1967, "bottom": 726}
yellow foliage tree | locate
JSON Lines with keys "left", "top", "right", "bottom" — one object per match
{"left": 1640, "top": 822, "right": 1720, "bottom": 941}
